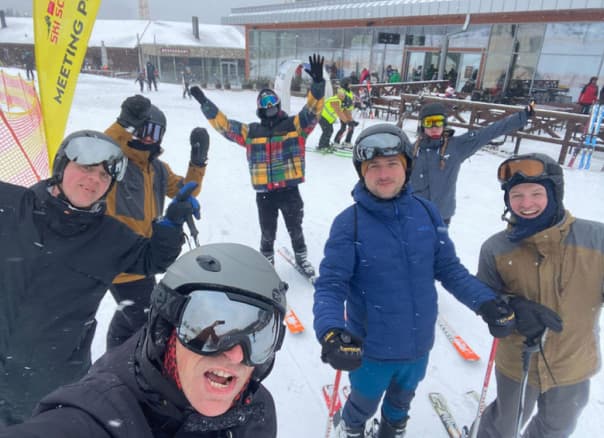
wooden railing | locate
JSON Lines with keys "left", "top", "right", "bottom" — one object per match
{"left": 353, "top": 89, "right": 600, "bottom": 164}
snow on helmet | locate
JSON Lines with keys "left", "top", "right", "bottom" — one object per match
{"left": 497, "top": 152, "right": 564, "bottom": 205}
{"left": 352, "top": 123, "right": 413, "bottom": 180}
{"left": 256, "top": 88, "right": 281, "bottom": 119}
{"left": 52, "top": 130, "right": 128, "bottom": 184}
{"left": 147, "top": 243, "right": 288, "bottom": 381}
{"left": 135, "top": 104, "right": 167, "bottom": 144}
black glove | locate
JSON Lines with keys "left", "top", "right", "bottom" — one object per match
{"left": 305, "top": 53, "right": 324, "bottom": 83}
{"left": 479, "top": 297, "right": 516, "bottom": 338}
{"left": 525, "top": 99, "right": 536, "bottom": 118}
{"left": 190, "top": 85, "right": 207, "bottom": 105}
{"left": 348, "top": 120, "right": 360, "bottom": 127}
{"left": 159, "top": 181, "right": 200, "bottom": 227}
{"left": 320, "top": 328, "right": 363, "bottom": 371}
{"left": 189, "top": 127, "right": 210, "bottom": 167}
{"left": 117, "top": 95, "right": 151, "bottom": 129}
{"left": 508, "top": 296, "right": 562, "bottom": 342}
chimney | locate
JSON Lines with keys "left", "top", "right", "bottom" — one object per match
{"left": 0, "top": 11, "right": 7, "bottom": 29}
{"left": 192, "top": 16, "right": 199, "bottom": 40}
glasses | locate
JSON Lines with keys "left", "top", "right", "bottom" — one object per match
{"left": 136, "top": 121, "right": 165, "bottom": 144}
{"left": 177, "top": 289, "right": 284, "bottom": 366}
{"left": 258, "top": 93, "right": 280, "bottom": 109}
{"left": 63, "top": 135, "right": 128, "bottom": 181}
{"left": 421, "top": 115, "right": 445, "bottom": 128}
{"left": 354, "top": 132, "right": 404, "bottom": 162}
{"left": 497, "top": 157, "right": 546, "bottom": 184}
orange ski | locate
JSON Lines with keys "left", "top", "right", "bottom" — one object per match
{"left": 285, "top": 306, "right": 304, "bottom": 334}
{"left": 437, "top": 315, "right": 480, "bottom": 361}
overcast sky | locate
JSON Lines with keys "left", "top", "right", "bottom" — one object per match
{"left": 1, "top": 0, "right": 284, "bottom": 24}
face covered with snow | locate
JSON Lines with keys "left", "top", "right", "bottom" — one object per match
{"left": 175, "top": 339, "right": 254, "bottom": 416}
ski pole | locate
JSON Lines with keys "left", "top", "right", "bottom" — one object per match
{"left": 186, "top": 214, "right": 200, "bottom": 249}
{"left": 325, "top": 369, "right": 342, "bottom": 438}
{"left": 513, "top": 330, "right": 547, "bottom": 438}
{"left": 468, "top": 337, "right": 499, "bottom": 438}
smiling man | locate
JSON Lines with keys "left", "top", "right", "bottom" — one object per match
{"left": 313, "top": 123, "right": 515, "bottom": 438}
{"left": 0, "top": 130, "right": 195, "bottom": 426}
{"left": 0, "top": 243, "right": 287, "bottom": 438}
{"left": 477, "top": 153, "right": 604, "bottom": 438}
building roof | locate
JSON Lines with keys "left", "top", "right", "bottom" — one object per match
{"left": 0, "top": 17, "right": 245, "bottom": 49}
{"left": 223, "top": 0, "right": 604, "bottom": 25}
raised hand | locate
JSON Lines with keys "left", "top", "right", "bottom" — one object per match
{"left": 305, "top": 53, "right": 324, "bottom": 83}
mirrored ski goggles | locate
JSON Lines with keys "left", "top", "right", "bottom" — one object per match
{"left": 176, "top": 289, "right": 284, "bottom": 366}
{"left": 497, "top": 157, "right": 547, "bottom": 184}
{"left": 421, "top": 115, "right": 446, "bottom": 128}
{"left": 258, "top": 93, "right": 280, "bottom": 109}
{"left": 64, "top": 135, "right": 128, "bottom": 181}
{"left": 354, "top": 132, "right": 404, "bottom": 161}
{"left": 136, "top": 121, "right": 165, "bottom": 144}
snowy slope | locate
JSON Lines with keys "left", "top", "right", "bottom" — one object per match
{"left": 7, "top": 68, "right": 602, "bottom": 437}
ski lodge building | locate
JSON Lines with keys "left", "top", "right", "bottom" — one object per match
{"left": 223, "top": 0, "right": 604, "bottom": 103}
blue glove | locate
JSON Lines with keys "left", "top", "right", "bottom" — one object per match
{"left": 159, "top": 181, "right": 200, "bottom": 227}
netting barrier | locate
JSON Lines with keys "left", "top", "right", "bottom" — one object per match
{"left": 0, "top": 70, "right": 48, "bottom": 187}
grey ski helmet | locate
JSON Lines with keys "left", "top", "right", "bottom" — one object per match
{"left": 147, "top": 243, "right": 288, "bottom": 381}
{"left": 52, "top": 130, "right": 128, "bottom": 186}
{"left": 352, "top": 123, "right": 413, "bottom": 181}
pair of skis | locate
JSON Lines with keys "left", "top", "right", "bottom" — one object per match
{"left": 568, "top": 103, "right": 603, "bottom": 169}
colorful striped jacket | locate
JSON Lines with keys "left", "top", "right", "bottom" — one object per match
{"left": 200, "top": 81, "right": 324, "bottom": 192}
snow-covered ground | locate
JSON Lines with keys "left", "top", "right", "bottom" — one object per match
{"left": 6, "top": 68, "right": 603, "bottom": 437}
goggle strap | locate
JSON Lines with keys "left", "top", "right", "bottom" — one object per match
{"left": 152, "top": 283, "right": 188, "bottom": 327}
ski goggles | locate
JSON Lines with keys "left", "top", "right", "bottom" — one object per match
{"left": 136, "top": 120, "right": 165, "bottom": 144}
{"left": 63, "top": 135, "right": 128, "bottom": 181}
{"left": 257, "top": 93, "right": 280, "bottom": 109}
{"left": 175, "top": 289, "right": 285, "bottom": 366}
{"left": 497, "top": 157, "right": 548, "bottom": 184}
{"left": 354, "top": 132, "right": 405, "bottom": 162}
{"left": 421, "top": 115, "right": 446, "bottom": 128}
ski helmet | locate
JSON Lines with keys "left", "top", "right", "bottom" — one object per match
{"left": 256, "top": 88, "right": 281, "bottom": 119}
{"left": 418, "top": 102, "right": 447, "bottom": 133}
{"left": 497, "top": 152, "right": 564, "bottom": 207}
{"left": 340, "top": 77, "right": 351, "bottom": 92}
{"left": 146, "top": 243, "right": 288, "bottom": 381}
{"left": 52, "top": 130, "right": 128, "bottom": 186}
{"left": 352, "top": 123, "right": 413, "bottom": 181}
{"left": 135, "top": 104, "right": 167, "bottom": 144}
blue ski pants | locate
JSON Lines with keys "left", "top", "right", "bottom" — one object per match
{"left": 342, "top": 354, "right": 429, "bottom": 428}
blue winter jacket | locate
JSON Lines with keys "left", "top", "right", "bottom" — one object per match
{"left": 313, "top": 182, "right": 496, "bottom": 361}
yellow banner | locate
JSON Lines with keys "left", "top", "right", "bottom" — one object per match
{"left": 34, "top": 0, "right": 102, "bottom": 168}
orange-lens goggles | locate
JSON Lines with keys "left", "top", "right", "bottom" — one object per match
{"left": 421, "top": 115, "right": 445, "bottom": 128}
{"left": 497, "top": 158, "right": 546, "bottom": 183}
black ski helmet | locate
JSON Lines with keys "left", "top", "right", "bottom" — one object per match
{"left": 499, "top": 152, "right": 564, "bottom": 208}
{"left": 418, "top": 102, "right": 447, "bottom": 132}
{"left": 352, "top": 123, "right": 413, "bottom": 181}
{"left": 340, "top": 77, "right": 351, "bottom": 92}
{"left": 146, "top": 243, "right": 288, "bottom": 382}
{"left": 134, "top": 104, "right": 167, "bottom": 144}
{"left": 52, "top": 130, "right": 127, "bottom": 188}
{"left": 256, "top": 88, "right": 281, "bottom": 119}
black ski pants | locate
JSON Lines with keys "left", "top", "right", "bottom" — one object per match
{"left": 256, "top": 186, "right": 306, "bottom": 257}
{"left": 318, "top": 117, "right": 334, "bottom": 148}
{"left": 334, "top": 121, "right": 354, "bottom": 144}
{"left": 106, "top": 276, "right": 156, "bottom": 349}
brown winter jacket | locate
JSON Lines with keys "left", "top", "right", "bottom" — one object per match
{"left": 105, "top": 123, "right": 205, "bottom": 284}
{"left": 477, "top": 212, "right": 604, "bottom": 392}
